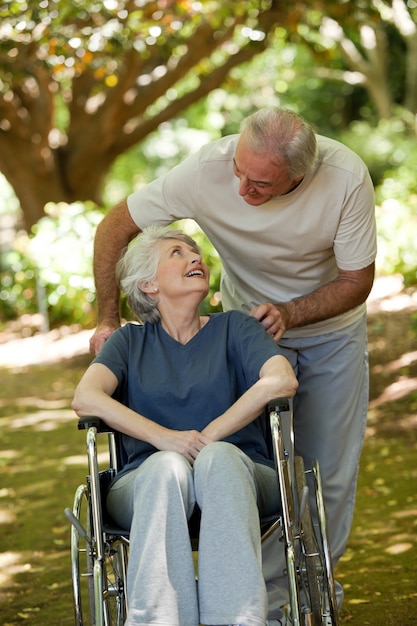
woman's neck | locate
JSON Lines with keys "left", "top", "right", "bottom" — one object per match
{"left": 160, "top": 308, "right": 209, "bottom": 345}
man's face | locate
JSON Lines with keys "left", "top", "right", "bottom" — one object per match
{"left": 233, "top": 138, "right": 302, "bottom": 205}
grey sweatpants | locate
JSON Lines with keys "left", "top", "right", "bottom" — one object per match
{"left": 107, "top": 441, "right": 280, "bottom": 626}
{"left": 263, "top": 315, "right": 369, "bottom": 616}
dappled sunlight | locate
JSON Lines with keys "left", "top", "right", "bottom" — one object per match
{"left": 0, "top": 328, "right": 91, "bottom": 368}
{"left": 0, "top": 393, "right": 89, "bottom": 622}
{"left": 365, "top": 303, "right": 417, "bottom": 441}
{"left": 0, "top": 551, "right": 32, "bottom": 587}
{"left": 372, "top": 350, "right": 417, "bottom": 375}
{"left": 3, "top": 446, "right": 95, "bottom": 480}
{"left": 346, "top": 597, "right": 371, "bottom": 606}
{"left": 391, "top": 507, "right": 417, "bottom": 519}
{"left": 384, "top": 542, "right": 413, "bottom": 556}
{"left": 0, "top": 505, "right": 15, "bottom": 524}
{"left": 369, "top": 376, "right": 417, "bottom": 408}
{"left": 0, "top": 448, "right": 18, "bottom": 460}
{"left": 19, "top": 478, "right": 61, "bottom": 498}
{"left": 2, "top": 408, "right": 75, "bottom": 431}
{"left": 64, "top": 450, "right": 109, "bottom": 466}
{"left": 366, "top": 412, "right": 417, "bottom": 438}
{"left": 343, "top": 407, "right": 417, "bottom": 615}
{"left": 2, "top": 397, "right": 71, "bottom": 409}
{"left": 0, "top": 547, "right": 72, "bottom": 619}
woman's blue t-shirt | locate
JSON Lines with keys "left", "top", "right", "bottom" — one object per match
{"left": 94, "top": 310, "right": 281, "bottom": 478}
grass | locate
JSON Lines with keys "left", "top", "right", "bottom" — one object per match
{"left": 0, "top": 305, "right": 416, "bottom": 625}
{"left": 0, "top": 354, "right": 94, "bottom": 625}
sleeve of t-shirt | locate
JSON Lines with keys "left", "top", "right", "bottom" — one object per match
{"left": 226, "top": 311, "right": 283, "bottom": 389}
{"left": 126, "top": 151, "right": 202, "bottom": 229}
{"left": 93, "top": 326, "right": 131, "bottom": 384}
{"left": 334, "top": 168, "right": 377, "bottom": 271}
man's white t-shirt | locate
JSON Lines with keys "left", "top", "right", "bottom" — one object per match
{"left": 127, "top": 134, "right": 377, "bottom": 338}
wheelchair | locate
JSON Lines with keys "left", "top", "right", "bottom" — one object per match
{"left": 65, "top": 398, "right": 339, "bottom": 626}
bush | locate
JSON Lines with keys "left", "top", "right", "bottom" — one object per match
{"left": 0, "top": 202, "right": 102, "bottom": 331}
{"left": 339, "top": 116, "right": 417, "bottom": 285}
{"left": 0, "top": 211, "right": 222, "bottom": 332}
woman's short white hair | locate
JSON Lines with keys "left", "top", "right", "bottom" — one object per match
{"left": 116, "top": 224, "right": 201, "bottom": 323}
{"left": 240, "top": 108, "right": 318, "bottom": 179}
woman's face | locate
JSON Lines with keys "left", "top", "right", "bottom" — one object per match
{"left": 152, "top": 238, "right": 210, "bottom": 301}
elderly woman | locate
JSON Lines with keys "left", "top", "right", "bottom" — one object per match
{"left": 72, "top": 225, "right": 298, "bottom": 626}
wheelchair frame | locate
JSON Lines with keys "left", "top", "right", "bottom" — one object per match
{"left": 65, "top": 398, "right": 339, "bottom": 626}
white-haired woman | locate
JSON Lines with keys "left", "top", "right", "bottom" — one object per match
{"left": 72, "top": 225, "right": 298, "bottom": 626}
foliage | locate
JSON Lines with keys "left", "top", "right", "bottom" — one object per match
{"left": 0, "top": 246, "right": 38, "bottom": 322}
{"left": 0, "top": 208, "right": 223, "bottom": 331}
{"left": 289, "top": 0, "right": 417, "bottom": 122}
{"left": 104, "top": 122, "right": 218, "bottom": 205}
{"left": 185, "top": 39, "right": 360, "bottom": 136}
{"left": 0, "top": 0, "right": 285, "bottom": 228}
{"left": 1, "top": 0, "right": 417, "bottom": 229}
{"left": 206, "top": 0, "right": 417, "bottom": 127}
{"left": 337, "top": 115, "right": 417, "bottom": 286}
{"left": 0, "top": 202, "right": 101, "bottom": 328}
{"left": 0, "top": 115, "right": 226, "bottom": 330}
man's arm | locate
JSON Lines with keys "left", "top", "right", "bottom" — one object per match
{"left": 252, "top": 262, "right": 375, "bottom": 342}
{"left": 89, "top": 200, "right": 141, "bottom": 355}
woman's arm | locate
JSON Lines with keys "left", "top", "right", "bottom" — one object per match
{"left": 72, "top": 363, "right": 211, "bottom": 464}
{"left": 201, "top": 355, "right": 298, "bottom": 441}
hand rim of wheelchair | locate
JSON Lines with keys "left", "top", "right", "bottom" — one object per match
{"left": 268, "top": 401, "right": 340, "bottom": 626}
{"left": 293, "top": 456, "right": 340, "bottom": 626}
{"left": 66, "top": 431, "right": 129, "bottom": 626}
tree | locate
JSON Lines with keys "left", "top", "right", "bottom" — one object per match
{"left": 2, "top": 0, "right": 416, "bottom": 232}
{"left": 0, "top": 0, "right": 289, "bottom": 229}
{"left": 289, "top": 0, "right": 417, "bottom": 122}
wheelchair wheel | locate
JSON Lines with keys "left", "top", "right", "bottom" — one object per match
{"left": 101, "top": 534, "right": 129, "bottom": 626}
{"left": 311, "top": 460, "right": 339, "bottom": 626}
{"left": 68, "top": 483, "right": 128, "bottom": 625}
{"left": 294, "top": 456, "right": 339, "bottom": 626}
{"left": 69, "top": 483, "right": 95, "bottom": 626}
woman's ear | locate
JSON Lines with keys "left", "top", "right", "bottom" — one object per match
{"left": 139, "top": 280, "right": 158, "bottom": 294}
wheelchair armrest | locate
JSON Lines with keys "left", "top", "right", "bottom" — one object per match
{"left": 77, "top": 416, "right": 115, "bottom": 433}
{"left": 267, "top": 397, "right": 290, "bottom": 413}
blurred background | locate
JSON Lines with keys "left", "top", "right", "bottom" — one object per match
{"left": 1, "top": 0, "right": 416, "bottom": 338}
